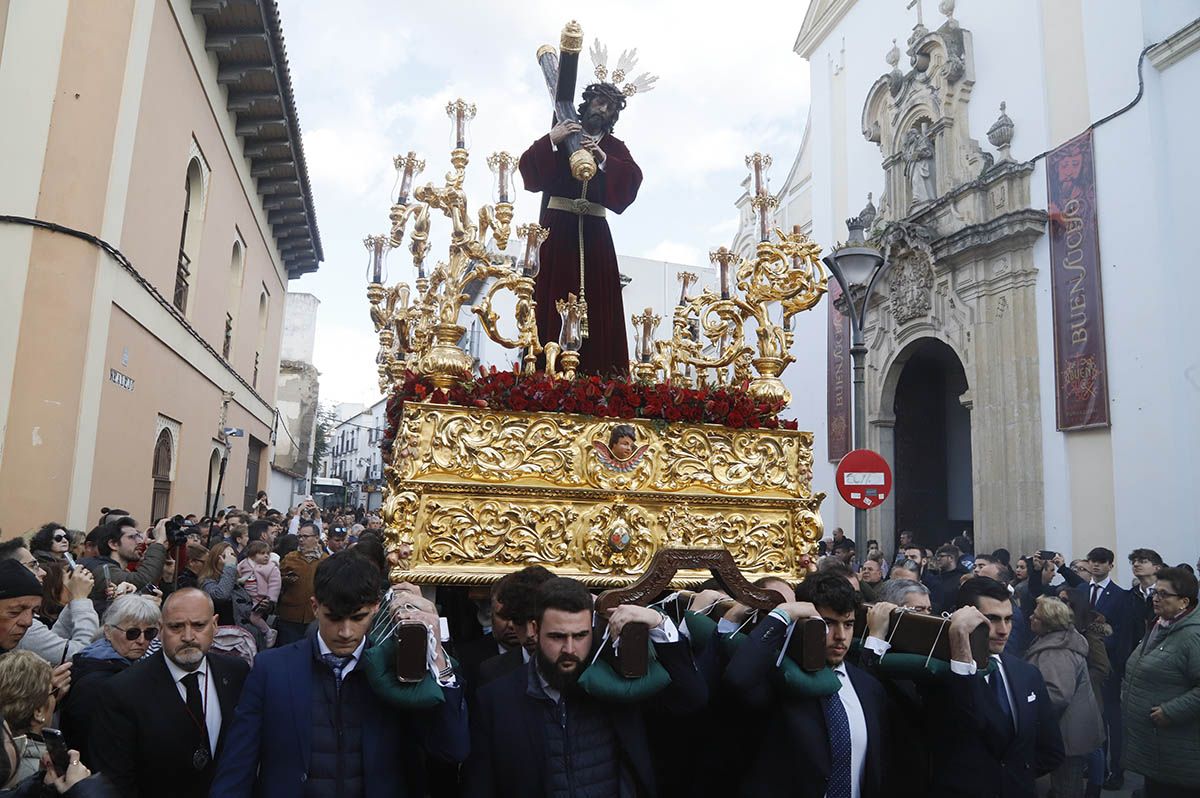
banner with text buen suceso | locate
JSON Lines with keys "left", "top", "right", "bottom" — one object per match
{"left": 827, "top": 279, "right": 851, "bottom": 461}
{"left": 1047, "top": 128, "right": 1110, "bottom": 430}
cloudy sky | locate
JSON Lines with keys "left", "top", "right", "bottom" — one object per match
{"left": 280, "top": 0, "right": 813, "bottom": 407}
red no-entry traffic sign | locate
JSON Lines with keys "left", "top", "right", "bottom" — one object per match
{"left": 835, "top": 449, "right": 892, "bottom": 510}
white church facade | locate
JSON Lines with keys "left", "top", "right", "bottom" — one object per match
{"left": 736, "top": 0, "right": 1200, "bottom": 570}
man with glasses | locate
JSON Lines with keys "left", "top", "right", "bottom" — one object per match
{"left": 0, "top": 538, "right": 97, "bottom": 671}
{"left": 92, "top": 588, "right": 249, "bottom": 798}
{"left": 1128, "top": 548, "right": 1164, "bottom": 636}
{"left": 85, "top": 516, "right": 168, "bottom": 617}
{"left": 275, "top": 521, "right": 326, "bottom": 646}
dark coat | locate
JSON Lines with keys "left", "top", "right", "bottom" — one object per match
{"left": 89, "top": 651, "right": 249, "bottom": 798}
{"left": 1074, "top": 581, "right": 1133, "bottom": 676}
{"left": 921, "top": 653, "right": 1065, "bottom": 797}
{"left": 0, "top": 773, "right": 116, "bottom": 798}
{"left": 476, "top": 645, "right": 524, "bottom": 688}
{"left": 58, "top": 654, "right": 130, "bottom": 767}
{"left": 209, "top": 629, "right": 469, "bottom": 798}
{"left": 462, "top": 640, "right": 707, "bottom": 798}
{"left": 454, "top": 632, "right": 506, "bottom": 700}
{"left": 723, "top": 615, "right": 889, "bottom": 798}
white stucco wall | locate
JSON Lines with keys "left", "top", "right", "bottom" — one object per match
{"left": 796, "top": 0, "right": 1199, "bottom": 569}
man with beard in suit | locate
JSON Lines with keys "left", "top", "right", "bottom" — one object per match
{"left": 90, "top": 588, "right": 249, "bottom": 797}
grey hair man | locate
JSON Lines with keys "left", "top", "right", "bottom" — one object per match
{"left": 878, "top": 578, "right": 932, "bottom": 614}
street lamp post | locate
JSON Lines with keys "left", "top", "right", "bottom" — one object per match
{"left": 822, "top": 214, "right": 886, "bottom": 564}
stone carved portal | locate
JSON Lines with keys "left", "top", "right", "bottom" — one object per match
{"left": 855, "top": 8, "right": 1048, "bottom": 560}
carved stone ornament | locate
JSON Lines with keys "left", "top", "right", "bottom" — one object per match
{"left": 382, "top": 402, "right": 825, "bottom": 586}
{"left": 862, "top": 12, "right": 988, "bottom": 219}
{"left": 889, "top": 250, "right": 935, "bottom": 325}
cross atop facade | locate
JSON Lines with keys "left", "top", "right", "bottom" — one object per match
{"left": 906, "top": 0, "right": 924, "bottom": 27}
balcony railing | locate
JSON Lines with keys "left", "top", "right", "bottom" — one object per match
{"left": 173, "top": 250, "right": 191, "bottom": 313}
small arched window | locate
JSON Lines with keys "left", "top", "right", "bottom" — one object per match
{"left": 224, "top": 239, "right": 244, "bottom": 359}
{"left": 206, "top": 449, "right": 222, "bottom": 517}
{"left": 253, "top": 291, "right": 268, "bottom": 389}
{"left": 174, "top": 158, "right": 207, "bottom": 314}
{"left": 151, "top": 430, "right": 173, "bottom": 522}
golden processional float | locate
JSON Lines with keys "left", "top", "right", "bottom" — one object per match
{"left": 367, "top": 22, "right": 832, "bottom": 590}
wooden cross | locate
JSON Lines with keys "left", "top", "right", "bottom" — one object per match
{"left": 907, "top": 0, "right": 924, "bottom": 26}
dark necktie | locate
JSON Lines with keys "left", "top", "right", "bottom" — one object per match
{"left": 988, "top": 663, "right": 1013, "bottom": 731}
{"left": 1090, "top": 583, "right": 1101, "bottom": 608}
{"left": 822, "top": 673, "right": 852, "bottom": 798}
{"left": 321, "top": 652, "right": 352, "bottom": 683}
{"left": 181, "top": 672, "right": 207, "bottom": 749}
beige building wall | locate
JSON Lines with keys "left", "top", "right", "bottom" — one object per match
{"left": 0, "top": 1, "right": 312, "bottom": 535}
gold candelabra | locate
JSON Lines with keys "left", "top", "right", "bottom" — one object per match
{"left": 368, "top": 101, "right": 553, "bottom": 390}
{"left": 629, "top": 153, "right": 828, "bottom": 405}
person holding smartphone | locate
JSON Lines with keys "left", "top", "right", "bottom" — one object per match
{"left": 84, "top": 517, "right": 168, "bottom": 618}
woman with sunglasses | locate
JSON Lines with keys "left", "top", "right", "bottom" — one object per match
{"left": 27, "top": 526, "right": 70, "bottom": 567}
{"left": 58, "top": 595, "right": 160, "bottom": 769}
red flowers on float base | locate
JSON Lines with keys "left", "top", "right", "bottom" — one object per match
{"left": 381, "top": 366, "right": 798, "bottom": 460}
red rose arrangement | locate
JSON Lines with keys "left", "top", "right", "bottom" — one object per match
{"left": 381, "top": 366, "right": 798, "bottom": 461}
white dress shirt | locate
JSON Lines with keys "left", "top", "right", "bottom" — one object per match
{"left": 163, "top": 655, "right": 222, "bottom": 755}
{"left": 316, "top": 633, "right": 367, "bottom": 678}
{"left": 830, "top": 664, "right": 868, "bottom": 798}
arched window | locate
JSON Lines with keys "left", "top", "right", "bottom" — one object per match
{"left": 174, "top": 158, "right": 207, "bottom": 314}
{"left": 151, "top": 430, "right": 173, "bottom": 522}
{"left": 223, "top": 240, "right": 244, "bottom": 359}
{"left": 206, "top": 449, "right": 221, "bottom": 516}
{"left": 253, "top": 291, "right": 268, "bottom": 389}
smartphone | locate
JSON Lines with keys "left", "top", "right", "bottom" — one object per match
{"left": 1038, "top": 550, "right": 1056, "bottom": 561}
{"left": 63, "top": 552, "right": 77, "bottom": 570}
{"left": 42, "top": 727, "right": 69, "bottom": 776}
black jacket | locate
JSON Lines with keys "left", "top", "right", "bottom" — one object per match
{"left": 723, "top": 615, "right": 889, "bottom": 798}
{"left": 88, "top": 651, "right": 250, "bottom": 798}
{"left": 476, "top": 645, "right": 524, "bottom": 688}
{"left": 0, "top": 772, "right": 116, "bottom": 798}
{"left": 921, "top": 653, "right": 1064, "bottom": 797}
{"left": 462, "top": 640, "right": 707, "bottom": 798}
{"left": 58, "top": 654, "right": 130, "bottom": 767}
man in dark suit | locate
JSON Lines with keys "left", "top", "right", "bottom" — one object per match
{"left": 454, "top": 573, "right": 520, "bottom": 693}
{"left": 474, "top": 565, "right": 553, "bottom": 689}
{"left": 90, "top": 587, "right": 249, "bottom": 798}
{"left": 462, "top": 577, "right": 707, "bottom": 798}
{"left": 913, "top": 576, "right": 1064, "bottom": 797}
{"left": 1074, "top": 546, "right": 1132, "bottom": 789}
{"left": 211, "top": 552, "right": 469, "bottom": 798}
{"left": 724, "top": 571, "right": 889, "bottom": 798}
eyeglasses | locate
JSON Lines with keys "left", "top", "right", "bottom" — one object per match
{"left": 52, "top": 533, "right": 68, "bottom": 542}
{"left": 1154, "top": 590, "right": 1181, "bottom": 599}
{"left": 19, "top": 559, "right": 43, "bottom": 573}
{"left": 113, "top": 626, "right": 158, "bottom": 642}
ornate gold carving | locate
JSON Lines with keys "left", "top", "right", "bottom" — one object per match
{"left": 422, "top": 499, "right": 577, "bottom": 567}
{"left": 383, "top": 403, "right": 825, "bottom": 587}
{"left": 653, "top": 425, "right": 803, "bottom": 497}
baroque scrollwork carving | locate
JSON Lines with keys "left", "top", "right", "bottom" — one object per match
{"left": 658, "top": 504, "right": 792, "bottom": 574}
{"left": 407, "top": 408, "right": 586, "bottom": 486}
{"left": 422, "top": 499, "right": 578, "bottom": 567}
{"left": 384, "top": 402, "right": 826, "bottom": 586}
{"left": 653, "top": 426, "right": 800, "bottom": 497}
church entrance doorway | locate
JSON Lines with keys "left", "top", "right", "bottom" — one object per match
{"left": 891, "top": 337, "right": 972, "bottom": 551}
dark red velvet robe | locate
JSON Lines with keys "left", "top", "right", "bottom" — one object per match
{"left": 518, "top": 133, "right": 642, "bottom": 378}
